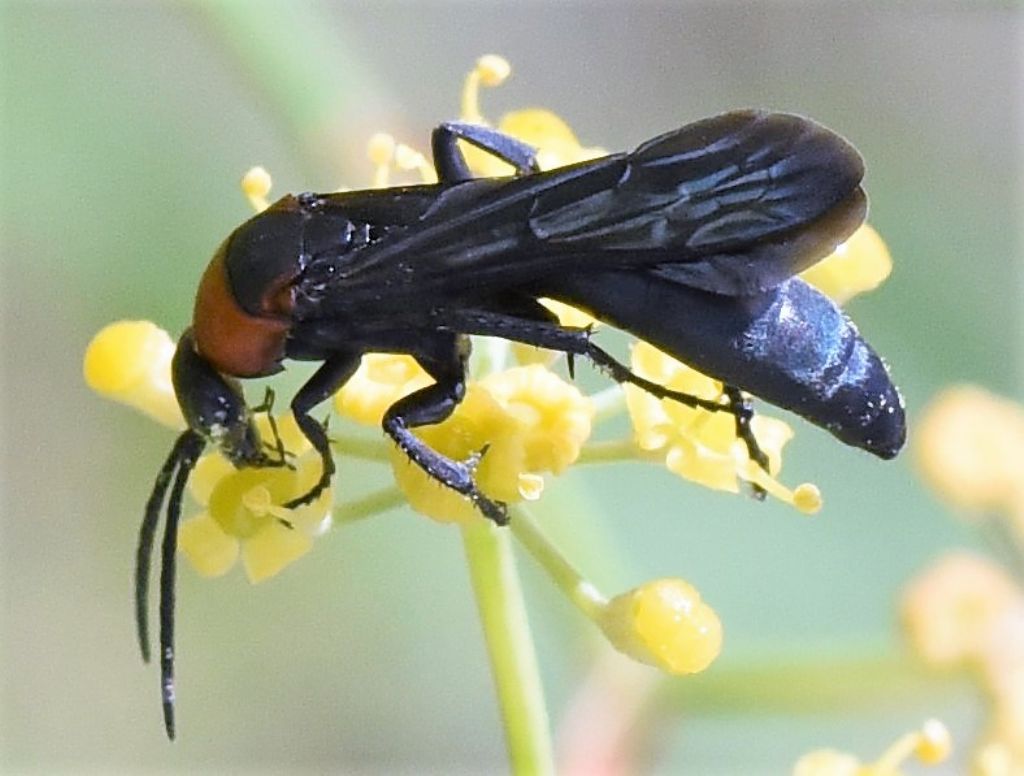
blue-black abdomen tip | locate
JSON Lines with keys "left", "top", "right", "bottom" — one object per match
{"left": 830, "top": 362, "right": 907, "bottom": 460}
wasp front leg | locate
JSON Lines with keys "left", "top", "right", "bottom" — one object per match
{"left": 282, "top": 353, "right": 361, "bottom": 509}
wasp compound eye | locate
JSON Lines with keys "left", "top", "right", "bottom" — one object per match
{"left": 171, "top": 328, "right": 263, "bottom": 467}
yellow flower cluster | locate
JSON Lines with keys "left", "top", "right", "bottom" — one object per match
{"left": 84, "top": 321, "right": 332, "bottom": 582}
{"left": 906, "top": 388, "right": 1024, "bottom": 771}
{"left": 333, "top": 354, "right": 435, "bottom": 426}
{"left": 83, "top": 320, "right": 185, "bottom": 430}
{"left": 915, "top": 385, "right": 1024, "bottom": 524}
{"left": 626, "top": 340, "right": 822, "bottom": 513}
{"left": 793, "top": 719, "right": 951, "bottom": 775}
{"left": 340, "top": 361, "right": 594, "bottom": 524}
{"left": 902, "top": 552, "right": 1021, "bottom": 670}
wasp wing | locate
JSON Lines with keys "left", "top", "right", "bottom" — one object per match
{"left": 309, "top": 110, "right": 865, "bottom": 308}
{"left": 528, "top": 111, "right": 862, "bottom": 250}
{"left": 529, "top": 110, "right": 867, "bottom": 295}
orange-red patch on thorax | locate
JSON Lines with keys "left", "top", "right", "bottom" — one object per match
{"left": 192, "top": 249, "right": 293, "bottom": 377}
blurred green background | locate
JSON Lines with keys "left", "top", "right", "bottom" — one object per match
{"left": 2, "top": 2, "right": 1020, "bottom": 773}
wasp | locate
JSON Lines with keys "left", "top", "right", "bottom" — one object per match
{"left": 138, "top": 111, "right": 905, "bottom": 738}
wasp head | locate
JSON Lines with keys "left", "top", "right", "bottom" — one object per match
{"left": 171, "top": 328, "right": 265, "bottom": 467}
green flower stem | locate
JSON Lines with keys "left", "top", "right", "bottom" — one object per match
{"left": 333, "top": 486, "right": 406, "bottom": 524}
{"left": 510, "top": 506, "right": 608, "bottom": 620}
{"left": 330, "top": 434, "right": 391, "bottom": 462}
{"left": 185, "top": 1, "right": 389, "bottom": 149}
{"left": 461, "top": 520, "right": 555, "bottom": 776}
{"left": 576, "top": 439, "right": 641, "bottom": 465}
{"left": 980, "top": 513, "right": 1024, "bottom": 587}
{"left": 661, "top": 648, "right": 959, "bottom": 714}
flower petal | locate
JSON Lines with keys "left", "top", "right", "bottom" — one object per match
{"left": 178, "top": 513, "right": 239, "bottom": 578}
{"left": 188, "top": 452, "right": 235, "bottom": 507}
{"left": 241, "top": 523, "right": 313, "bottom": 583}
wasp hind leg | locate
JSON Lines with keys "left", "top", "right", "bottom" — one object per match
{"left": 722, "top": 385, "right": 769, "bottom": 499}
{"left": 431, "top": 121, "right": 540, "bottom": 183}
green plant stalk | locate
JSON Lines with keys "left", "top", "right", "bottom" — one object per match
{"left": 661, "top": 647, "right": 961, "bottom": 714}
{"left": 185, "top": 0, "right": 385, "bottom": 135}
{"left": 461, "top": 520, "right": 555, "bottom": 776}
{"left": 185, "top": 0, "right": 399, "bottom": 179}
{"left": 590, "top": 384, "right": 626, "bottom": 424}
{"left": 331, "top": 434, "right": 391, "bottom": 462}
{"left": 334, "top": 486, "right": 405, "bottom": 524}
{"left": 510, "top": 506, "right": 608, "bottom": 620}
{"left": 575, "top": 439, "right": 640, "bottom": 465}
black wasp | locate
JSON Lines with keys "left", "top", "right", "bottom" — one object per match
{"left": 139, "top": 111, "right": 905, "bottom": 737}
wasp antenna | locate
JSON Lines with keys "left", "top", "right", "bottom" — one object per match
{"left": 136, "top": 432, "right": 197, "bottom": 664}
{"left": 158, "top": 432, "right": 203, "bottom": 741}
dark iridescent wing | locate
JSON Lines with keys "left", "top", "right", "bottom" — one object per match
{"left": 317, "top": 110, "right": 865, "bottom": 304}
{"left": 529, "top": 111, "right": 863, "bottom": 250}
{"left": 529, "top": 110, "right": 867, "bottom": 295}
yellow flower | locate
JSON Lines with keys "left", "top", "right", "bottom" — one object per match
{"left": 599, "top": 578, "right": 722, "bottom": 675}
{"left": 793, "top": 719, "right": 951, "bottom": 776}
{"left": 980, "top": 602, "right": 1024, "bottom": 700}
{"left": 86, "top": 318, "right": 330, "bottom": 582}
{"left": 333, "top": 354, "right": 434, "bottom": 426}
{"left": 625, "top": 340, "right": 821, "bottom": 513}
{"left": 901, "top": 552, "right": 1023, "bottom": 670}
{"left": 799, "top": 223, "right": 893, "bottom": 305}
{"left": 83, "top": 320, "right": 185, "bottom": 430}
{"left": 971, "top": 603, "right": 1024, "bottom": 773}
{"left": 178, "top": 412, "right": 332, "bottom": 583}
{"left": 482, "top": 364, "right": 594, "bottom": 475}
{"left": 977, "top": 700, "right": 1024, "bottom": 774}
{"left": 915, "top": 386, "right": 1024, "bottom": 519}
{"left": 974, "top": 737, "right": 1023, "bottom": 776}
{"left": 241, "top": 166, "right": 272, "bottom": 213}
{"left": 387, "top": 363, "right": 594, "bottom": 523}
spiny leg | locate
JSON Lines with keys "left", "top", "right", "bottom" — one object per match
{"left": 722, "top": 385, "right": 769, "bottom": 498}
{"left": 136, "top": 431, "right": 205, "bottom": 664}
{"left": 431, "top": 121, "right": 540, "bottom": 183}
{"left": 436, "top": 308, "right": 771, "bottom": 471}
{"left": 382, "top": 337, "right": 508, "bottom": 525}
{"left": 283, "top": 353, "right": 361, "bottom": 509}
